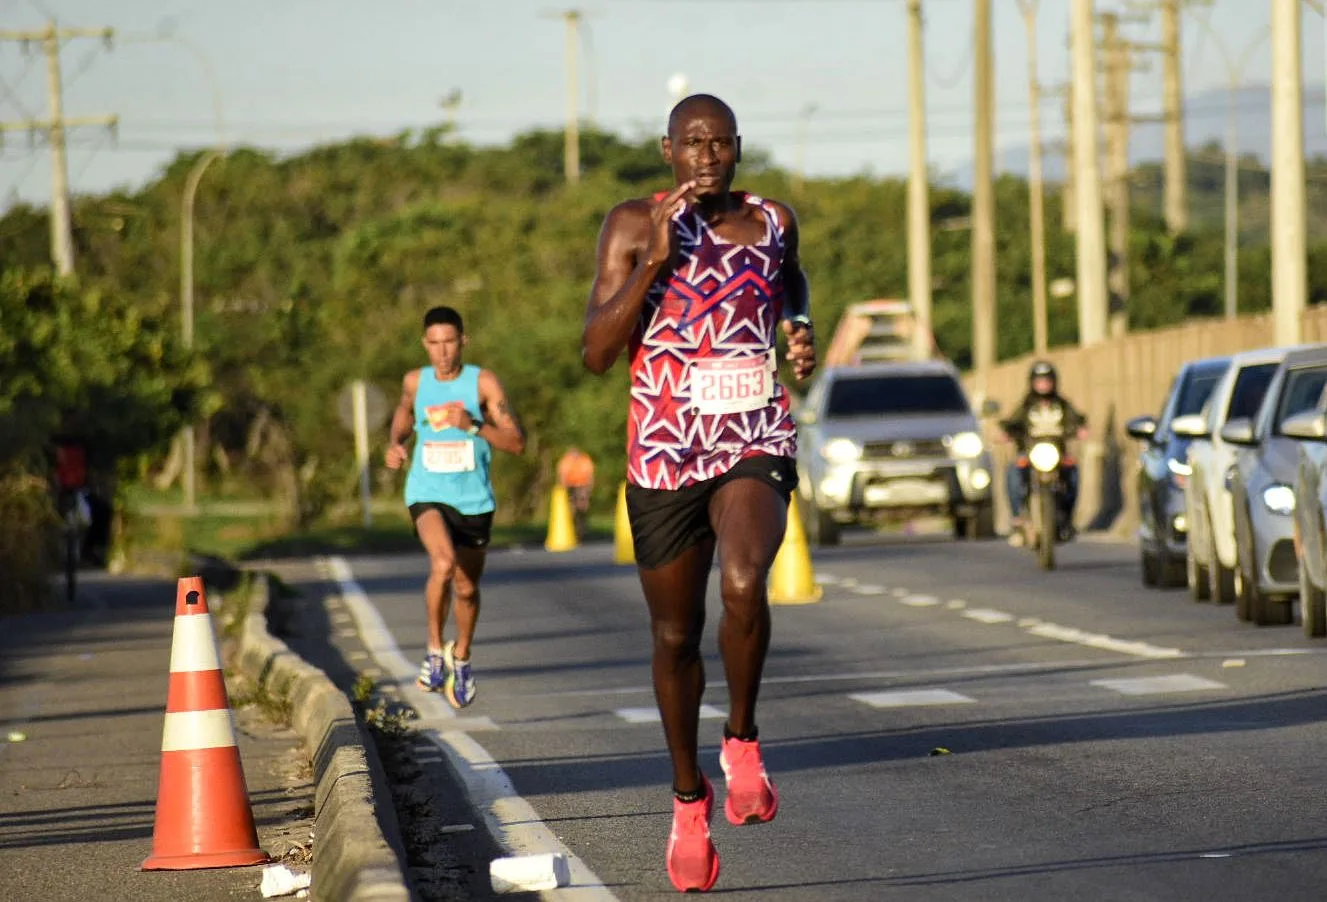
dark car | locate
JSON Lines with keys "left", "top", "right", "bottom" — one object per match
{"left": 1126, "top": 355, "right": 1230, "bottom": 588}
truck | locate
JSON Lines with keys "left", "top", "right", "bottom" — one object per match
{"left": 793, "top": 299, "right": 997, "bottom": 544}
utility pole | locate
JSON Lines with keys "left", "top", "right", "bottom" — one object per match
{"left": 972, "top": 0, "right": 997, "bottom": 390}
{"left": 0, "top": 21, "right": 116, "bottom": 276}
{"left": 547, "top": 8, "right": 582, "bottom": 185}
{"left": 1017, "top": 0, "right": 1049, "bottom": 354}
{"left": 906, "top": 0, "right": 933, "bottom": 361}
{"left": 1101, "top": 13, "right": 1133, "bottom": 338}
{"left": 1071, "top": 0, "right": 1108, "bottom": 347}
{"left": 1271, "top": 0, "right": 1306, "bottom": 346}
{"left": 1061, "top": 82, "right": 1077, "bottom": 233}
{"left": 1159, "top": 0, "right": 1187, "bottom": 233}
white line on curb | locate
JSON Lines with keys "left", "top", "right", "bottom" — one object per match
{"left": 319, "top": 556, "right": 617, "bottom": 901}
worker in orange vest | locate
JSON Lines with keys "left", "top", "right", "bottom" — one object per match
{"left": 556, "top": 447, "right": 596, "bottom": 540}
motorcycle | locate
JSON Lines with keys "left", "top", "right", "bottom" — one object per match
{"left": 1020, "top": 439, "right": 1073, "bottom": 571}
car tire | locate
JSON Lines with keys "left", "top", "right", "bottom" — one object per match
{"left": 1207, "top": 513, "right": 1236, "bottom": 605}
{"left": 1300, "top": 557, "right": 1327, "bottom": 638}
{"left": 959, "top": 503, "right": 996, "bottom": 541}
{"left": 1141, "top": 549, "right": 1159, "bottom": 587}
{"left": 802, "top": 497, "right": 840, "bottom": 548}
{"left": 1187, "top": 541, "right": 1211, "bottom": 602}
{"left": 1157, "top": 546, "right": 1186, "bottom": 589}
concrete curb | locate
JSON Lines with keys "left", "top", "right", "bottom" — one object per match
{"left": 232, "top": 573, "right": 415, "bottom": 902}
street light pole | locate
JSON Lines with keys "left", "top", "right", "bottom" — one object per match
{"left": 124, "top": 31, "right": 227, "bottom": 513}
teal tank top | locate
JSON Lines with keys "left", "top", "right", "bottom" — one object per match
{"left": 404, "top": 365, "right": 495, "bottom": 515}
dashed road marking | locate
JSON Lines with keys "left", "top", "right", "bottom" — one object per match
{"left": 850, "top": 689, "right": 977, "bottom": 708}
{"left": 1028, "top": 622, "right": 1184, "bottom": 659}
{"left": 852, "top": 584, "right": 886, "bottom": 595}
{"left": 963, "top": 608, "right": 1014, "bottom": 624}
{"left": 616, "top": 704, "right": 725, "bottom": 724}
{"left": 946, "top": 599, "right": 968, "bottom": 610}
{"left": 899, "top": 594, "right": 940, "bottom": 607}
{"left": 1090, "top": 674, "right": 1226, "bottom": 696}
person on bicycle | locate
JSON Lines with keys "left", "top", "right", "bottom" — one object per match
{"left": 999, "top": 361, "right": 1088, "bottom": 543}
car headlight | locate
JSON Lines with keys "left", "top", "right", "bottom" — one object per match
{"left": 1028, "top": 442, "right": 1060, "bottom": 473}
{"left": 948, "top": 431, "right": 984, "bottom": 459}
{"left": 1262, "top": 484, "right": 1296, "bottom": 516}
{"left": 1167, "top": 458, "right": 1192, "bottom": 477}
{"left": 820, "top": 437, "right": 862, "bottom": 465}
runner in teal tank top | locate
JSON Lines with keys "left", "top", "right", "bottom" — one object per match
{"left": 384, "top": 306, "right": 526, "bottom": 708}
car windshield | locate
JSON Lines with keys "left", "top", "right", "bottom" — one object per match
{"left": 1275, "top": 365, "right": 1327, "bottom": 431}
{"left": 825, "top": 374, "right": 970, "bottom": 417}
{"left": 1227, "top": 363, "right": 1279, "bottom": 421}
{"left": 1176, "top": 369, "right": 1222, "bottom": 418}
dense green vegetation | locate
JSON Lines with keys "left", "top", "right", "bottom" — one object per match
{"left": 5, "top": 124, "right": 1327, "bottom": 578}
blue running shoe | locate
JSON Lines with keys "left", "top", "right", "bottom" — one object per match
{"left": 443, "top": 640, "right": 476, "bottom": 708}
{"left": 416, "top": 650, "right": 446, "bottom": 693}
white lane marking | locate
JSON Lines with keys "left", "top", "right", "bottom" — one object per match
{"left": 815, "top": 573, "right": 841, "bottom": 585}
{"left": 320, "top": 556, "right": 615, "bottom": 901}
{"left": 616, "top": 704, "right": 725, "bottom": 725}
{"left": 900, "top": 594, "right": 940, "bottom": 607}
{"left": 1090, "top": 674, "right": 1227, "bottom": 696}
{"left": 850, "top": 689, "right": 976, "bottom": 708}
{"left": 839, "top": 577, "right": 860, "bottom": 589}
{"left": 891, "top": 588, "right": 910, "bottom": 598}
{"left": 963, "top": 608, "right": 1014, "bottom": 624}
{"left": 946, "top": 599, "right": 968, "bottom": 610}
{"left": 852, "top": 584, "right": 885, "bottom": 595}
{"left": 320, "top": 556, "right": 460, "bottom": 718}
{"left": 1027, "top": 622, "right": 1184, "bottom": 659}
{"left": 1018, "top": 617, "right": 1043, "bottom": 628}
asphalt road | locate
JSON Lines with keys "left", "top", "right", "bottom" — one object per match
{"left": 311, "top": 532, "right": 1327, "bottom": 901}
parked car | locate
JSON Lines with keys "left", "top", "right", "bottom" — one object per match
{"left": 1125, "top": 356, "right": 1229, "bottom": 589}
{"left": 1284, "top": 392, "right": 1327, "bottom": 637}
{"left": 794, "top": 361, "right": 997, "bottom": 546}
{"left": 1177, "top": 348, "right": 1287, "bottom": 604}
{"left": 1224, "top": 345, "right": 1327, "bottom": 625}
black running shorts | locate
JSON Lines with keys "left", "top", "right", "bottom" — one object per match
{"left": 625, "top": 455, "right": 798, "bottom": 570}
{"left": 408, "top": 502, "right": 494, "bottom": 550}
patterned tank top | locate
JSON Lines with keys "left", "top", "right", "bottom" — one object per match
{"left": 626, "top": 191, "right": 798, "bottom": 490}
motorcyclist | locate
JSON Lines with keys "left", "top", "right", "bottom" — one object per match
{"left": 999, "top": 361, "right": 1088, "bottom": 544}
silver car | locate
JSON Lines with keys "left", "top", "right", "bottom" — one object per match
{"left": 1177, "top": 348, "right": 1287, "bottom": 604}
{"left": 1283, "top": 386, "right": 1327, "bottom": 637}
{"left": 794, "top": 361, "right": 996, "bottom": 546}
{"left": 1224, "top": 345, "right": 1327, "bottom": 625}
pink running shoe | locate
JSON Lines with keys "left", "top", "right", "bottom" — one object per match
{"left": 666, "top": 776, "right": 719, "bottom": 893}
{"left": 719, "top": 735, "right": 779, "bottom": 826}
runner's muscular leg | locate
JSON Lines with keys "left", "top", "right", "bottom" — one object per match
{"left": 449, "top": 546, "right": 487, "bottom": 660}
{"left": 710, "top": 478, "right": 787, "bottom": 738}
{"left": 415, "top": 510, "right": 457, "bottom": 651}
{"left": 638, "top": 537, "right": 717, "bottom": 794}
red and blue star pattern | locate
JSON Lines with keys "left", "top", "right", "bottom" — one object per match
{"left": 626, "top": 192, "right": 797, "bottom": 489}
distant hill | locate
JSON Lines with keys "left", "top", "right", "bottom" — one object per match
{"left": 945, "top": 83, "right": 1327, "bottom": 186}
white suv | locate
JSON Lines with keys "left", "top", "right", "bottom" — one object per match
{"left": 1178, "top": 347, "right": 1292, "bottom": 603}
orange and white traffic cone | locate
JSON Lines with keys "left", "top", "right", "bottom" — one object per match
{"left": 141, "top": 577, "right": 269, "bottom": 871}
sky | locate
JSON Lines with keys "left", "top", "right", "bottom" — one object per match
{"left": 0, "top": 0, "right": 1322, "bottom": 208}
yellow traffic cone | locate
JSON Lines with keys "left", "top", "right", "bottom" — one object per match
{"left": 769, "top": 500, "right": 822, "bottom": 605}
{"left": 545, "top": 484, "right": 579, "bottom": 552}
{"left": 614, "top": 482, "right": 635, "bottom": 565}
